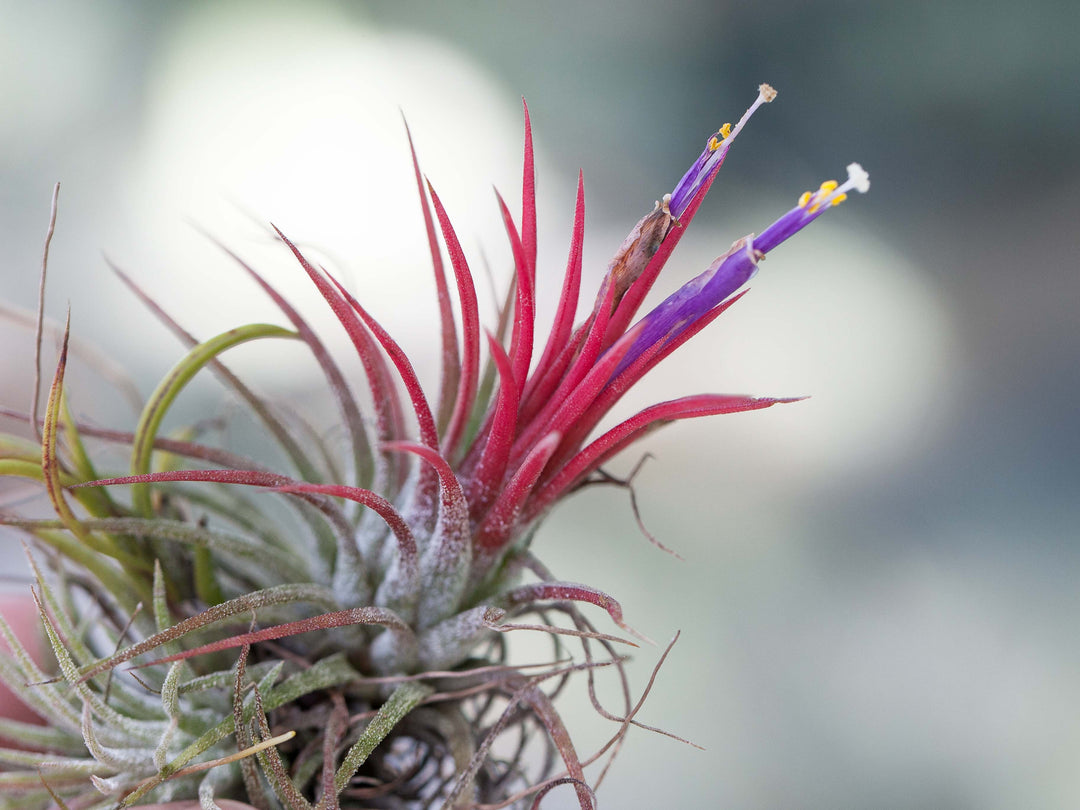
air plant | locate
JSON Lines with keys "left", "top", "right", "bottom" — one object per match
{"left": 0, "top": 84, "right": 867, "bottom": 809}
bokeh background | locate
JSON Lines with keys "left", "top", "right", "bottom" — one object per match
{"left": 2, "top": 1, "right": 1078, "bottom": 808}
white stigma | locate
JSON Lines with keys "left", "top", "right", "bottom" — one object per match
{"left": 845, "top": 162, "right": 870, "bottom": 194}
{"left": 728, "top": 83, "right": 777, "bottom": 144}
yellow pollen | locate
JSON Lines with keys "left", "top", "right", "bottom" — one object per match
{"left": 818, "top": 180, "right": 839, "bottom": 194}
{"left": 798, "top": 191, "right": 812, "bottom": 208}
{"left": 831, "top": 192, "right": 848, "bottom": 206}
{"left": 708, "top": 136, "right": 720, "bottom": 152}
{"left": 719, "top": 122, "right": 732, "bottom": 139}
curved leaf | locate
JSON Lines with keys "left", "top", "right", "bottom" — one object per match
{"left": 130, "top": 323, "right": 299, "bottom": 515}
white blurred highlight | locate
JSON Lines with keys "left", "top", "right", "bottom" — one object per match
{"left": 117, "top": 4, "right": 530, "bottom": 383}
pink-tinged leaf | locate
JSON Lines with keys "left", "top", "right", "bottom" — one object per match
{"left": 325, "top": 272, "right": 439, "bottom": 451}
{"left": 325, "top": 271, "right": 442, "bottom": 518}
{"left": 520, "top": 686, "right": 594, "bottom": 810}
{"left": 273, "top": 483, "right": 417, "bottom": 579}
{"left": 502, "top": 581, "right": 636, "bottom": 640}
{"left": 530, "top": 777, "right": 596, "bottom": 810}
{"left": 527, "top": 394, "right": 801, "bottom": 519}
{"left": 383, "top": 441, "right": 470, "bottom": 561}
{"left": 465, "top": 332, "right": 520, "bottom": 521}
{"left": 134, "top": 606, "right": 415, "bottom": 669}
{"left": 404, "top": 117, "right": 460, "bottom": 437}
{"left": 71, "top": 469, "right": 295, "bottom": 490}
{"left": 427, "top": 182, "right": 481, "bottom": 460}
{"left": 474, "top": 431, "right": 561, "bottom": 553}
{"left": 272, "top": 226, "right": 406, "bottom": 462}
{"left": 523, "top": 170, "right": 584, "bottom": 409}
{"left": 77, "top": 582, "right": 342, "bottom": 683}
{"left": 562, "top": 277, "right": 616, "bottom": 398}
{"left": 602, "top": 159, "right": 723, "bottom": 348}
{"left": 0, "top": 410, "right": 269, "bottom": 472}
{"left": 199, "top": 235, "right": 376, "bottom": 491}
{"left": 495, "top": 190, "right": 535, "bottom": 400}
{"left": 70, "top": 468, "right": 355, "bottom": 550}
{"left": 521, "top": 98, "right": 538, "bottom": 275}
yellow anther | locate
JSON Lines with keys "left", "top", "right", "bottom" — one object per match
{"left": 707, "top": 123, "right": 733, "bottom": 152}
{"left": 798, "top": 191, "right": 812, "bottom": 208}
{"left": 818, "top": 180, "right": 839, "bottom": 194}
{"left": 830, "top": 192, "right": 848, "bottom": 206}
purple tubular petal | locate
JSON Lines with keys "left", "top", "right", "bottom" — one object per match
{"left": 668, "top": 84, "right": 775, "bottom": 218}
{"left": 610, "top": 237, "right": 758, "bottom": 377}
{"left": 611, "top": 192, "right": 836, "bottom": 378}
{"left": 667, "top": 146, "right": 720, "bottom": 219}
{"left": 754, "top": 203, "right": 825, "bottom": 253}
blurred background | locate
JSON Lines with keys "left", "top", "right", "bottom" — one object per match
{"left": 2, "top": 1, "right": 1078, "bottom": 807}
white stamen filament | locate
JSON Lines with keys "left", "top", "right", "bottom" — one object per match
{"left": 681, "top": 84, "right": 778, "bottom": 206}
{"left": 712, "top": 84, "right": 776, "bottom": 164}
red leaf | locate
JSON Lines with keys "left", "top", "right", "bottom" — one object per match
{"left": 475, "top": 431, "right": 561, "bottom": 553}
{"left": 383, "top": 441, "right": 470, "bottom": 561}
{"left": 465, "top": 332, "right": 520, "bottom": 521}
{"left": 527, "top": 394, "right": 799, "bottom": 519}
{"left": 556, "top": 292, "right": 748, "bottom": 465}
{"left": 274, "top": 483, "right": 417, "bottom": 575}
{"left": 511, "top": 280, "right": 616, "bottom": 464}
{"left": 521, "top": 98, "right": 538, "bottom": 276}
{"left": 136, "top": 606, "right": 415, "bottom": 668}
{"left": 273, "top": 226, "right": 406, "bottom": 459}
{"left": 404, "top": 117, "right": 460, "bottom": 437}
{"left": 495, "top": 190, "right": 535, "bottom": 401}
{"left": 71, "top": 469, "right": 293, "bottom": 489}
{"left": 427, "top": 182, "right": 481, "bottom": 460}
{"left": 503, "top": 580, "right": 631, "bottom": 637}
{"left": 325, "top": 272, "right": 439, "bottom": 451}
{"left": 522, "top": 170, "right": 585, "bottom": 414}
{"left": 200, "top": 238, "right": 375, "bottom": 489}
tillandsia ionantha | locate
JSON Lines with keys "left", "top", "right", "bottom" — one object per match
{"left": 0, "top": 83, "right": 867, "bottom": 809}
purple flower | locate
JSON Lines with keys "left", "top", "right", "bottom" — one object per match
{"left": 616, "top": 161, "right": 871, "bottom": 375}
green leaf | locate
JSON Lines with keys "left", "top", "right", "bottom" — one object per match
{"left": 129, "top": 323, "right": 300, "bottom": 516}
{"left": 119, "top": 653, "right": 357, "bottom": 806}
{"left": 333, "top": 681, "right": 433, "bottom": 794}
